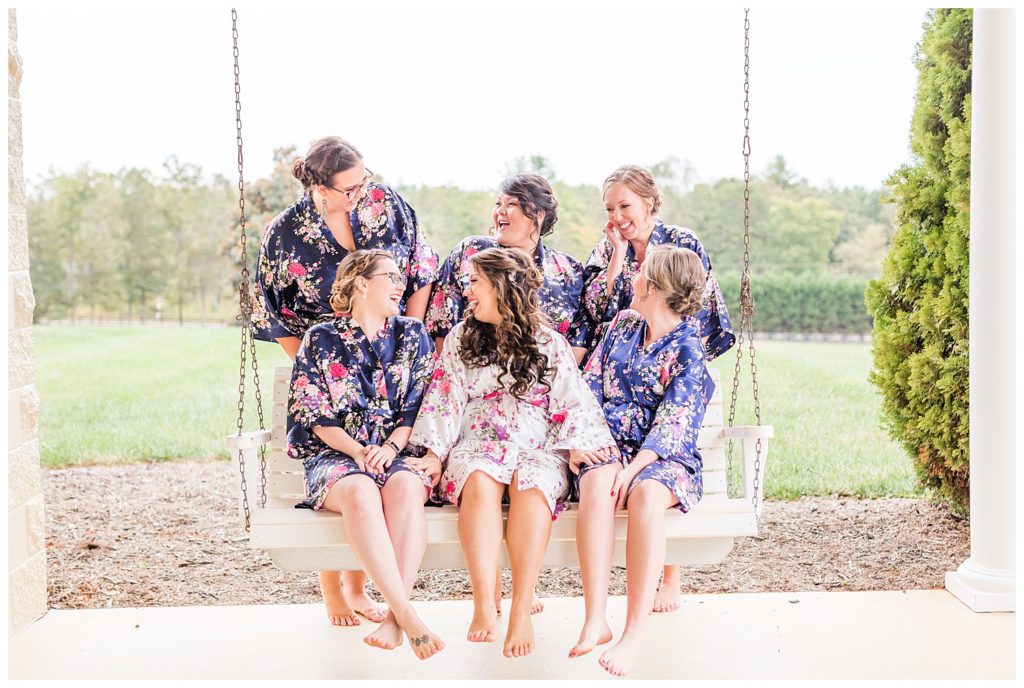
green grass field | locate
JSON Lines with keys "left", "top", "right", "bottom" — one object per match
{"left": 34, "top": 326, "right": 919, "bottom": 499}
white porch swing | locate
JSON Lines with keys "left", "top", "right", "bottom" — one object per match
{"left": 225, "top": 8, "right": 773, "bottom": 572}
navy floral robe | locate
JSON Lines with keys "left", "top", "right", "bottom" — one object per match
{"left": 581, "top": 310, "right": 714, "bottom": 512}
{"left": 252, "top": 182, "right": 439, "bottom": 341}
{"left": 581, "top": 221, "right": 734, "bottom": 360}
{"left": 425, "top": 236, "right": 591, "bottom": 348}
{"left": 287, "top": 315, "right": 435, "bottom": 508}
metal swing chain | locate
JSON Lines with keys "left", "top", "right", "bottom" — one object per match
{"left": 232, "top": 8, "right": 268, "bottom": 531}
{"left": 727, "top": 8, "right": 764, "bottom": 516}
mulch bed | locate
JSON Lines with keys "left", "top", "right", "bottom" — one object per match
{"left": 45, "top": 462, "right": 969, "bottom": 610}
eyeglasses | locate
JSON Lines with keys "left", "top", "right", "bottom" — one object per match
{"left": 369, "top": 271, "right": 405, "bottom": 287}
{"left": 329, "top": 169, "right": 374, "bottom": 201}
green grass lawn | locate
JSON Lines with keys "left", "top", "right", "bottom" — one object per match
{"left": 34, "top": 326, "right": 919, "bottom": 499}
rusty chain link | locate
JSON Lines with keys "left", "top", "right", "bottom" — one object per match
{"left": 727, "top": 8, "right": 764, "bottom": 516}
{"left": 232, "top": 8, "right": 268, "bottom": 531}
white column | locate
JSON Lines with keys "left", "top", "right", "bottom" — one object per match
{"left": 944, "top": 8, "right": 1016, "bottom": 613}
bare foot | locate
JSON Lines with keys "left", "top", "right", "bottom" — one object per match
{"left": 531, "top": 592, "right": 544, "bottom": 614}
{"left": 652, "top": 567, "right": 681, "bottom": 613}
{"left": 599, "top": 634, "right": 640, "bottom": 677}
{"left": 349, "top": 591, "right": 388, "bottom": 623}
{"left": 503, "top": 609, "right": 535, "bottom": 658}
{"left": 404, "top": 621, "right": 446, "bottom": 661}
{"left": 467, "top": 605, "right": 498, "bottom": 643}
{"left": 568, "top": 619, "right": 613, "bottom": 658}
{"left": 494, "top": 571, "right": 503, "bottom": 615}
{"left": 322, "top": 584, "right": 360, "bottom": 626}
{"left": 364, "top": 614, "right": 403, "bottom": 650}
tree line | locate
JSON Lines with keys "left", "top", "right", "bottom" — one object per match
{"left": 28, "top": 150, "right": 894, "bottom": 330}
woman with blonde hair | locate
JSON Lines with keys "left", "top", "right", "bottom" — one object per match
{"left": 253, "top": 136, "right": 439, "bottom": 627}
{"left": 573, "top": 245, "right": 716, "bottom": 676}
{"left": 410, "top": 247, "right": 615, "bottom": 658}
{"left": 581, "top": 163, "right": 735, "bottom": 613}
{"left": 287, "top": 249, "right": 443, "bottom": 659}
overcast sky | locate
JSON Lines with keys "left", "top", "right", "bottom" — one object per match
{"left": 16, "top": 3, "right": 930, "bottom": 191}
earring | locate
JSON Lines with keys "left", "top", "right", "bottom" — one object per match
{"left": 321, "top": 196, "right": 329, "bottom": 217}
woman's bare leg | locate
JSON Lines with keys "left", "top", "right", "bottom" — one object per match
{"left": 570, "top": 463, "right": 619, "bottom": 657}
{"left": 458, "top": 471, "right": 506, "bottom": 642}
{"left": 364, "top": 472, "right": 429, "bottom": 650}
{"left": 323, "top": 475, "right": 444, "bottom": 660}
{"left": 494, "top": 571, "right": 544, "bottom": 615}
{"left": 599, "top": 480, "right": 677, "bottom": 677}
{"left": 503, "top": 474, "right": 553, "bottom": 658}
{"left": 653, "top": 565, "right": 681, "bottom": 613}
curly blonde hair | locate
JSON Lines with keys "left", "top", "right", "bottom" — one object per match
{"left": 329, "top": 249, "right": 394, "bottom": 313}
{"left": 642, "top": 244, "right": 706, "bottom": 317}
{"left": 603, "top": 164, "right": 662, "bottom": 216}
{"left": 458, "top": 247, "right": 553, "bottom": 399}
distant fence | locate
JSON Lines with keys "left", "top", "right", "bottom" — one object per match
{"left": 38, "top": 317, "right": 234, "bottom": 328}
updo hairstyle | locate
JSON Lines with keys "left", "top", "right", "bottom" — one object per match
{"left": 329, "top": 249, "right": 394, "bottom": 313}
{"left": 641, "top": 244, "right": 706, "bottom": 317}
{"left": 291, "top": 136, "right": 363, "bottom": 191}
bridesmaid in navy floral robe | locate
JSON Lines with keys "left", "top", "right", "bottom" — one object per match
{"left": 580, "top": 163, "right": 734, "bottom": 618}
{"left": 570, "top": 245, "right": 714, "bottom": 677}
{"left": 580, "top": 165, "right": 734, "bottom": 362}
{"left": 252, "top": 139, "right": 438, "bottom": 356}
{"left": 288, "top": 249, "right": 444, "bottom": 659}
{"left": 425, "top": 174, "right": 592, "bottom": 363}
{"left": 251, "top": 136, "right": 438, "bottom": 629}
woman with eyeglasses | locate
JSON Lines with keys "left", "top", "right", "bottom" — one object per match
{"left": 287, "top": 249, "right": 443, "bottom": 659}
{"left": 410, "top": 247, "right": 614, "bottom": 658}
{"left": 253, "top": 136, "right": 439, "bottom": 628}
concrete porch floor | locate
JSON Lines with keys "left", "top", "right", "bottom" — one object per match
{"left": 8, "top": 590, "right": 1014, "bottom": 680}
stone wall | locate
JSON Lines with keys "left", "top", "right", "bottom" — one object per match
{"left": 8, "top": 8, "right": 47, "bottom": 636}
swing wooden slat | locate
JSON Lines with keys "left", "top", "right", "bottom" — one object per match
{"left": 227, "top": 366, "right": 773, "bottom": 571}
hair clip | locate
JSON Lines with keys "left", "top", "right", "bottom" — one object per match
{"left": 509, "top": 272, "right": 519, "bottom": 285}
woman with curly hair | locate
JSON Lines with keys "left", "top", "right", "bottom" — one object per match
{"left": 287, "top": 249, "right": 444, "bottom": 659}
{"left": 252, "top": 136, "right": 439, "bottom": 627}
{"left": 573, "top": 245, "right": 716, "bottom": 676}
{"left": 409, "top": 247, "right": 615, "bottom": 658}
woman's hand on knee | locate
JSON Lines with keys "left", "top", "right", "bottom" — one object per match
{"left": 610, "top": 466, "right": 637, "bottom": 511}
{"left": 362, "top": 444, "right": 395, "bottom": 475}
{"left": 568, "top": 445, "right": 619, "bottom": 475}
{"left": 404, "top": 451, "right": 442, "bottom": 486}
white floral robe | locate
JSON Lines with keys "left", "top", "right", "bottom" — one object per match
{"left": 410, "top": 322, "right": 613, "bottom": 515}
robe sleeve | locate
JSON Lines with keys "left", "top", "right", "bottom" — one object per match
{"left": 408, "top": 330, "right": 470, "bottom": 459}
{"left": 581, "top": 240, "right": 621, "bottom": 323}
{"left": 288, "top": 328, "right": 342, "bottom": 431}
{"left": 251, "top": 225, "right": 294, "bottom": 341}
{"left": 639, "top": 356, "right": 710, "bottom": 465}
{"left": 547, "top": 334, "right": 614, "bottom": 452}
{"left": 390, "top": 187, "right": 439, "bottom": 298}
{"left": 425, "top": 240, "right": 467, "bottom": 340}
{"left": 397, "top": 324, "right": 437, "bottom": 428}
{"left": 699, "top": 264, "right": 736, "bottom": 361}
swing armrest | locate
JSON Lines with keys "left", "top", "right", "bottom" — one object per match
{"left": 226, "top": 430, "right": 272, "bottom": 451}
{"left": 721, "top": 425, "right": 774, "bottom": 440}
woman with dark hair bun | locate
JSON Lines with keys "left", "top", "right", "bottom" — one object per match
{"left": 251, "top": 136, "right": 439, "bottom": 627}
{"left": 426, "top": 174, "right": 591, "bottom": 363}
{"left": 410, "top": 247, "right": 615, "bottom": 659}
